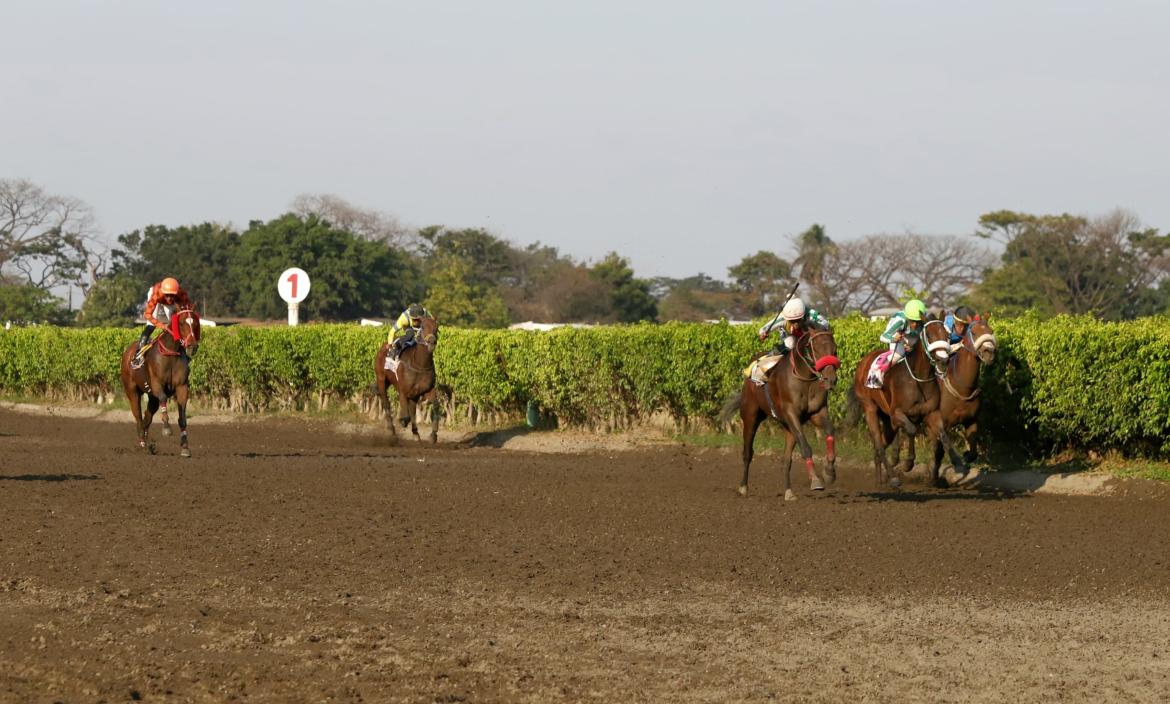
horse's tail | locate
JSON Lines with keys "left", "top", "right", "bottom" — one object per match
{"left": 719, "top": 390, "right": 743, "bottom": 427}
{"left": 844, "top": 384, "right": 861, "bottom": 430}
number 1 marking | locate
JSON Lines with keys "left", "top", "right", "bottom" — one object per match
{"left": 288, "top": 272, "right": 298, "bottom": 299}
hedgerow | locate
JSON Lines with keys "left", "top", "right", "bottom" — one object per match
{"left": 2, "top": 315, "right": 1169, "bottom": 457}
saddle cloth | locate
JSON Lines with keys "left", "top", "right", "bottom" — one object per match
{"left": 383, "top": 356, "right": 400, "bottom": 373}
{"left": 744, "top": 354, "right": 783, "bottom": 386}
{"left": 865, "top": 351, "right": 894, "bottom": 389}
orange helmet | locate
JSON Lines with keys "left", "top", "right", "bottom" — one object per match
{"left": 160, "top": 277, "right": 180, "bottom": 295}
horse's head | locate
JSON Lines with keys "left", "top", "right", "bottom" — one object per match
{"left": 804, "top": 330, "right": 841, "bottom": 391}
{"left": 417, "top": 315, "right": 439, "bottom": 352}
{"left": 921, "top": 315, "right": 951, "bottom": 372}
{"left": 967, "top": 317, "right": 997, "bottom": 365}
{"left": 171, "top": 308, "right": 201, "bottom": 357}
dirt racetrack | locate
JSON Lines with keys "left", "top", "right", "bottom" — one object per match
{"left": 2, "top": 408, "right": 1170, "bottom": 703}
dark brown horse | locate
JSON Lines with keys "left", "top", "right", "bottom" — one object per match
{"left": 374, "top": 316, "right": 440, "bottom": 444}
{"left": 930, "top": 316, "right": 997, "bottom": 479}
{"left": 119, "top": 308, "right": 201, "bottom": 456}
{"left": 848, "top": 315, "right": 966, "bottom": 489}
{"left": 721, "top": 330, "right": 842, "bottom": 500}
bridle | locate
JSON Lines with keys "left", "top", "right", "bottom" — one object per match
{"left": 941, "top": 319, "right": 996, "bottom": 400}
{"left": 158, "top": 308, "right": 199, "bottom": 357}
{"left": 902, "top": 319, "right": 950, "bottom": 383}
{"left": 790, "top": 330, "right": 841, "bottom": 385}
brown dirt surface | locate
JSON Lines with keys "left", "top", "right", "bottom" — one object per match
{"left": 2, "top": 408, "right": 1169, "bottom": 703}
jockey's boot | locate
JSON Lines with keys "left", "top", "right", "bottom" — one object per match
{"left": 130, "top": 334, "right": 149, "bottom": 369}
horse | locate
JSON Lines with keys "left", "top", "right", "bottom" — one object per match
{"left": 119, "top": 308, "right": 201, "bottom": 456}
{"left": 721, "top": 329, "right": 842, "bottom": 500}
{"left": 847, "top": 314, "right": 966, "bottom": 489}
{"left": 929, "top": 315, "right": 997, "bottom": 480}
{"left": 374, "top": 315, "right": 440, "bottom": 444}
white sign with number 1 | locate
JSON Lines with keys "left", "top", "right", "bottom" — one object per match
{"left": 278, "top": 267, "right": 310, "bottom": 325}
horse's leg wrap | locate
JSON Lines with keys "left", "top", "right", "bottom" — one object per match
{"left": 805, "top": 457, "right": 816, "bottom": 480}
{"left": 825, "top": 434, "right": 836, "bottom": 462}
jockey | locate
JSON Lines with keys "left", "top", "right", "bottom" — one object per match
{"left": 388, "top": 303, "right": 430, "bottom": 359}
{"left": 880, "top": 299, "right": 928, "bottom": 368}
{"left": 944, "top": 305, "right": 975, "bottom": 353}
{"left": 758, "top": 297, "right": 830, "bottom": 357}
{"left": 133, "top": 277, "right": 192, "bottom": 363}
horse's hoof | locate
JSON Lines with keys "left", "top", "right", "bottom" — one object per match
{"left": 736, "top": 485, "right": 748, "bottom": 497}
{"left": 147, "top": 443, "right": 157, "bottom": 455}
{"left": 889, "top": 476, "right": 902, "bottom": 490}
{"left": 784, "top": 489, "right": 797, "bottom": 501}
{"left": 138, "top": 440, "right": 147, "bottom": 450}
{"left": 809, "top": 477, "right": 825, "bottom": 491}
{"left": 180, "top": 448, "right": 191, "bottom": 458}
{"left": 163, "top": 427, "right": 173, "bottom": 437}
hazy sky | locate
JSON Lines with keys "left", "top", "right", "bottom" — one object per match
{"left": 4, "top": 1, "right": 1168, "bottom": 279}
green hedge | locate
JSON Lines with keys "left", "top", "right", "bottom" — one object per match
{"left": 2, "top": 316, "right": 1169, "bottom": 457}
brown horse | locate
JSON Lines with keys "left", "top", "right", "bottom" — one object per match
{"left": 930, "top": 316, "right": 997, "bottom": 479}
{"left": 374, "top": 316, "right": 440, "bottom": 444}
{"left": 848, "top": 315, "right": 966, "bottom": 489}
{"left": 721, "top": 330, "right": 842, "bottom": 500}
{"left": 119, "top": 308, "right": 201, "bottom": 456}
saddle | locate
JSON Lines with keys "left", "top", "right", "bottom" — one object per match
{"left": 744, "top": 354, "right": 784, "bottom": 386}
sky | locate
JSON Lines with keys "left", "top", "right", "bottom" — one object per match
{"left": 3, "top": 0, "right": 1168, "bottom": 281}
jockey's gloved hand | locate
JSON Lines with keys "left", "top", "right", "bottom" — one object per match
{"left": 783, "top": 336, "right": 795, "bottom": 350}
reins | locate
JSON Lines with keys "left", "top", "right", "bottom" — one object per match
{"left": 902, "top": 319, "right": 948, "bottom": 383}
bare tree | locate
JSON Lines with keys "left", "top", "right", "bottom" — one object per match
{"left": 290, "top": 193, "right": 414, "bottom": 248}
{"left": 810, "top": 233, "right": 994, "bottom": 316}
{"left": 0, "top": 178, "right": 106, "bottom": 291}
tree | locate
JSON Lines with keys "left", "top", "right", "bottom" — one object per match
{"left": 0, "top": 281, "right": 73, "bottom": 324}
{"left": 973, "top": 209, "right": 1170, "bottom": 319}
{"left": 654, "top": 274, "right": 750, "bottom": 321}
{"left": 423, "top": 254, "right": 510, "bottom": 328}
{"left": 0, "top": 178, "right": 105, "bottom": 292}
{"left": 792, "top": 223, "right": 835, "bottom": 294}
{"left": 290, "top": 193, "right": 413, "bottom": 248}
{"left": 111, "top": 223, "right": 242, "bottom": 317}
{"left": 233, "top": 213, "right": 421, "bottom": 321}
{"left": 419, "top": 226, "right": 515, "bottom": 287}
{"left": 589, "top": 253, "right": 658, "bottom": 323}
{"left": 808, "top": 234, "right": 994, "bottom": 316}
{"left": 728, "top": 251, "right": 794, "bottom": 317}
{"left": 77, "top": 272, "right": 143, "bottom": 327}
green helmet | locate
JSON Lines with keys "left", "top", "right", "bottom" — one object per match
{"left": 407, "top": 303, "right": 425, "bottom": 318}
{"left": 903, "top": 299, "right": 927, "bottom": 321}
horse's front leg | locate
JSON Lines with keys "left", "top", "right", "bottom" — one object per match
{"left": 926, "top": 412, "right": 966, "bottom": 479}
{"left": 810, "top": 407, "right": 836, "bottom": 486}
{"left": 785, "top": 413, "right": 822, "bottom": 493}
{"left": 128, "top": 389, "right": 147, "bottom": 449}
{"left": 160, "top": 399, "right": 173, "bottom": 437}
{"left": 425, "top": 389, "right": 439, "bottom": 444}
{"left": 143, "top": 394, "right": 161, "bottom": 454}
{"left": 408, "top": 399, "right": 421, "bottom": 441}
{"left": 863, "top": 407, "right": 890, "bottom": 488}
{"left": 176, "top": 385, "right": 191, "bottom": 458}
{"left": 397, "top": 389, "right": 412, "bottom": 428}
{"left": 961, "top": 419, "right": 979, "bottom": 466}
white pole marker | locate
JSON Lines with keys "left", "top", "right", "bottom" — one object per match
{"left": 277, "top": 267, "right": 311, "bottom": 326}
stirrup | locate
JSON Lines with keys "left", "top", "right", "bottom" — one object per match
{"left": 130, "top": 354, "right": 145, "bottom": 370}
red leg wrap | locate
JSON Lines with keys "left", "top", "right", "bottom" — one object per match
{"left": 826, "top": 435, "right": 836, "bottom": 460}
{"left": 805, "top": 457, "right": 816, "bottom": 479}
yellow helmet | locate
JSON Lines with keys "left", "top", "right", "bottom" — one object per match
{"left": 903, "top": 299, "right": 927, "bottom": 321}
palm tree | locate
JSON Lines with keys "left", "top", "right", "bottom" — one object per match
{"left": 792, "top": 224, "right": 835, "bottom": 294}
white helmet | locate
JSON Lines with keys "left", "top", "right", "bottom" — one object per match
{"left": 781, "top": 297, "right": 806, "bottom": 321}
